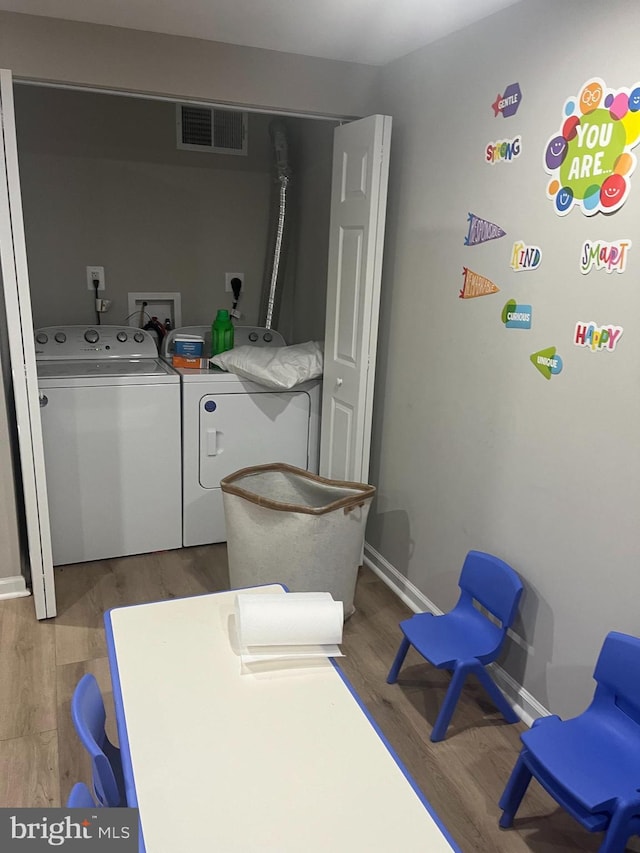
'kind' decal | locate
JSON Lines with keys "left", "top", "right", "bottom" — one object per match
{"left": 510, "top": 241, "right": 542, "bottom": 272}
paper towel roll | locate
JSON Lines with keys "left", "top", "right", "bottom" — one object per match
{"left": 235, "top": 592, "right": 344, "bottom": 648}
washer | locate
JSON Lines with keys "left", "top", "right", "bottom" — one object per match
{"left": 35, "top": 325, "right": 182, "bottom": 566}
{"left": 164, "top": 325, "right": 321, "bottom": 547}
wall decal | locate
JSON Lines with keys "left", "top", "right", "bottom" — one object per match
{"left": 464, "top": 213, "right": 507, "bottom": 246}
{"left": 502, "top": 300, "right": 532, "bottom": 329}
{"left": 510, "top": 241, "right": 542, "bottom": 272}
{"left": 580, "top": 239, "right": 631, "bottom": 274}
{"left": 492, "top": 83, "right": 522, "bottom": 118}
{"left": 459, "top": 267, "right": 500, "bottom": 299}
{"left": 574, "top": 322, "right": 623, "bottom": 351}
{"left": 486, "top": 136, "right": 521, "bottom": 164}
{"left": 530, "top": 347, "right": 563, "bottom": 380}
{"left": 544, "top": 78, "right": 640, "bottom": 216}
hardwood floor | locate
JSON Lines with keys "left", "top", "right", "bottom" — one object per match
{"left": 0, "top": 547, "right": 635, "bottom": 851}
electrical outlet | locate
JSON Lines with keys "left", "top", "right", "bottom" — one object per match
{"left": 225, "top": 272, "right": 244, "bottom": 294}
{"left": 86, "top": 266, "right": 105, "bottom": 291}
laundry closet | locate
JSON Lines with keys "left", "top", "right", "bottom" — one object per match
{"left": 2, "top": 72, "right": 389, "bottom": 619}
{"left": 5, "top": 85, "right": 335, "bottom": 565}
{"left": 13, "top": 84, "right": 336, "bottom": 566}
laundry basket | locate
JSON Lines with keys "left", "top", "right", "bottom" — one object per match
{"left": 221, "top": 463, "right": 376, "bottom": 618}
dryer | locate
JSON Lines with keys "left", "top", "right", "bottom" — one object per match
{"left": 35, "top": 325, "right": 182, "bottom": 566}
{"left": 164, "top": 326, "right": 321, "bottom": 547}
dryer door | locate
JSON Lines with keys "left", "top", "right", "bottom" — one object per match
{"left": 199, "top": 390, "right": 311, "bottom": 487}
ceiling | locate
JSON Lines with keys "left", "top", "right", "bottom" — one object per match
{"left": 0, "top": 0, "right": 522, "bottom": 66}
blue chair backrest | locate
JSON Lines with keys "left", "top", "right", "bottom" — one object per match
{"left": 66, "top": 782, "right": 97, "bottom": 808}
{"left": 458, "top": 550, "right": 523, "bottom": 629}
{"left": 593, "top": 631, "right": 640, "bottom": 724}
{"left": 71, "top": 674, "right": 120, "bottom": 806}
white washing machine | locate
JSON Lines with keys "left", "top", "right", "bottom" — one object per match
{"left": 164, "top": 325, "right": 321, "bottom": 547}
{"left": 35, "top": 325, "right": 182, "bottom": 566}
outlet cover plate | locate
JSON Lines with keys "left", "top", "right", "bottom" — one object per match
{"left": 86, "top": 265, "right": 105, "bottom": 291}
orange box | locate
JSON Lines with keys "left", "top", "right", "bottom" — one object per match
{"left": 172, "top": 355, "right": 209, "bottom": 369}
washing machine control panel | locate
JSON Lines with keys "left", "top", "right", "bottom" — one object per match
{"left": 34, "top": 325, "right": 159, "bottom": 359}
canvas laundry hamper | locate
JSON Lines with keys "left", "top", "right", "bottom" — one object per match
{"left": 221, "top": 463, "right": 376, "bottom": 618}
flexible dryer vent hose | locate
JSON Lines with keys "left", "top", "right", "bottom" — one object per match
{"left": 264, "top": 121, "right": 291, "bottom": 331}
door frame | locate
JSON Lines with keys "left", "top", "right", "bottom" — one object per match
{"left": 0, "top": 69, "right": 56, "bottom": 618}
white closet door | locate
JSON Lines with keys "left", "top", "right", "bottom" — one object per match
{"left": 320, "top": 114, "right": 391, "bottom": 484}
{"left": 0, "top": 69, "right": 56, "bottom": 618}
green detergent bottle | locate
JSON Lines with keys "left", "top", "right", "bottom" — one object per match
{"left": 212, "top": 309, "right": 234, "bottom": 356}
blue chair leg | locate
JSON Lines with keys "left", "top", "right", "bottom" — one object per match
{"left": 430, "top": 662, "right": 470, "bottom": 742}
{"left": 498, "top": 752, "right": 533, "bottom": 828}
{"left": 598, "top": 800, "right": 637, "bottom": 853}
{"left": 475, "top": 666, "right": 519, "bottom": 723}
{"left": 387, "top": 637, "right": 411, "bottom": 684}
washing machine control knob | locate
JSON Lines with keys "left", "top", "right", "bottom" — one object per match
{"left": 133, "top": 332, "right": 145, "bottom": 343}
{"left": 249, "top": 332, "right": 259, "bottom": 342}
{"left": 35, "top": 332, "right": 48, "bottom": 345}
{"left": 263, "top": 332, "right": 273, "bottom": 343}
{"left": 116, "top": 331, "right": 128, "bottom": 342}
{"left": 54, "top": 332, "right": 67, "bottom": 343}
{"left": 84, "top": 329, "right": 99, "bottom": 344}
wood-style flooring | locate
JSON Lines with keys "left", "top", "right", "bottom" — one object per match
{"left": 0, "top": 546, "right": 635, "bottom": 852}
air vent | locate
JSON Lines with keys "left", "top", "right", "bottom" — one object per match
{"left": 176, "top": 105, "right": 247, "bottom": 155}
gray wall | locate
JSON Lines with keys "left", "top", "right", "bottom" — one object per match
{"left": 15, "top": 85, "right": 275, "bottom": 329}
{"left": 0, "top": 11, "right": 378, "bottom": 119}
{"left": 276, "top": 117, "right": 338, "bottom": 344}
{"left": 371, "top": 0, "right": 640, "bottom": 718}
{"left": 14, "top": 85, "right": 335, "bottom": 336}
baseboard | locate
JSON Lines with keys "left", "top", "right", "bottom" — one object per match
{"left": 363, "top": 542, "right": 549, "bottom": 727}
{"left": 0, "top": 574, "right": 30, "bottom": 600}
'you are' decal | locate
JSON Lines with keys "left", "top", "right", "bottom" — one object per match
{"left": 544, "top": 78, "right": 640, "bottom": 216}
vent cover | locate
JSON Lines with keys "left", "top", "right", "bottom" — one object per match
{"left": 176, "top": 105, "right": 247, "bottom": 155}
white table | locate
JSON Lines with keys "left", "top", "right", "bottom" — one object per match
{"left": 104, "top": 585, "right": 459, "bottom": 852}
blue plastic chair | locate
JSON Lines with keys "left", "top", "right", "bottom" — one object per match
{"left": 499, "top": 631, "right": 640, "bottom": 853}
{"left": 71, "top": 673, "right": 126, "bottom": 807}
{"left": 387, "top": 550, "right": 524, "bottom": 742}
{"left": 66, "top": 781, "right": 98, "bottom": 808}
